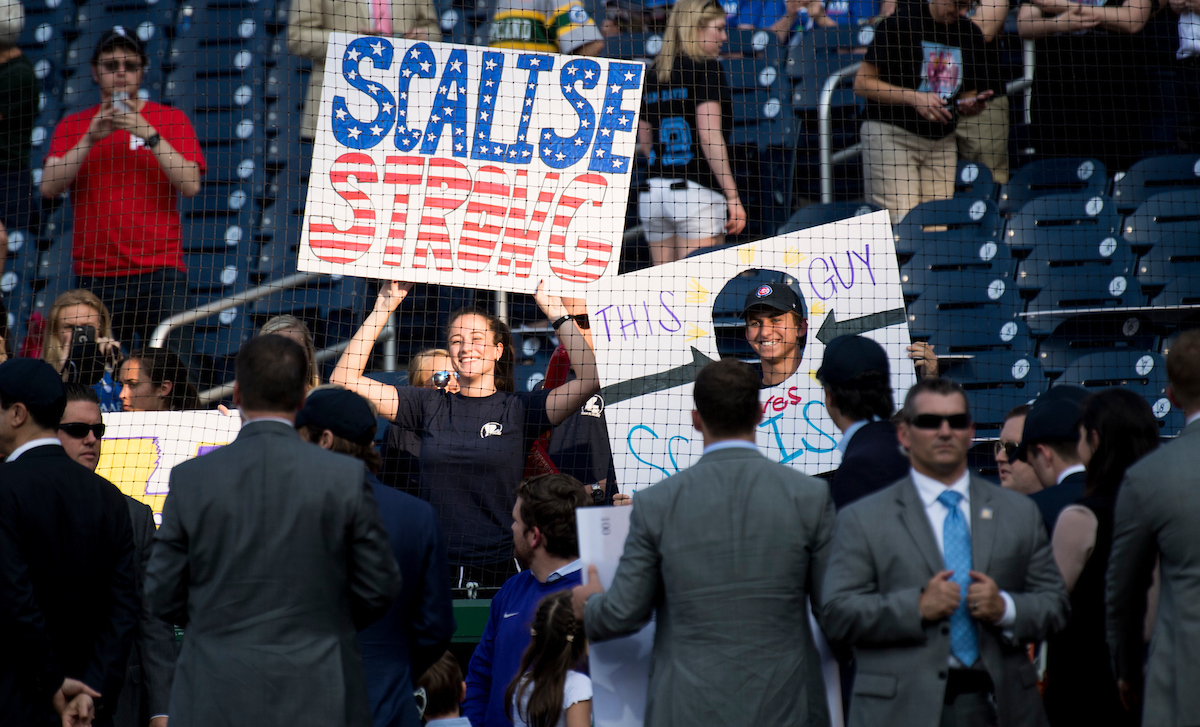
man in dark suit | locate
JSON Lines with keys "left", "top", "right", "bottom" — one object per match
{"left": 1012, "top": 385, "right": 1089, "bottom": 535}
{"left": 58, "top": 383, "right": 177, "bottom": 727}
{"left": 816, "top": 334, "right": 910, "bottom": 510}
{"left": 572, "top": 358, "right": 837, "bottom": 727}
{"left": 0, "top": 358, "right": 140, "bottom": 727}
{"left": 823, "top": 378, "right": 1069, "bottom": 727}
{"left": 146, "top": 335, "right": 402, "bottom": 727}
{"left": 296, "top": 386, "right": 456, "bottom": 727}
{"left": 1108, "top": 329, "right": 1200, "bottom": 727}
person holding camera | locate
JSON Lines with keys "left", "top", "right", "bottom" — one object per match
{"left": 40, "top": 27, "right": 204, "bottom": 350}
{"left": 41, "top": 289, "right": 123, "bottom": 412}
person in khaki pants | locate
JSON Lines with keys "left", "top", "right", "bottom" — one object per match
{"left": 288, "top": 0, "right": 439, "bottom": 141}
{"left": 854, "top": 0, "right": 998, "bottom": 226}
{"left": 955, "top": 0, "right": 1011, "bottom": 183}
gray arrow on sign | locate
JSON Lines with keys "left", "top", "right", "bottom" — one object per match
{"left": 599, "top": 346, "right": 717, "bottom": 406}
{"left": 815, "top": 308, "right": 907, "bottom": 344}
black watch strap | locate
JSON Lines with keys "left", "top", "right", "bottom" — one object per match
{"left": 145, "top": 133, "right": 162, "bottom": 150}
{"left": 551, "top": 314, "right": 573, "bottom": 331}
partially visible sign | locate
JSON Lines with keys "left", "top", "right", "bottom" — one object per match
{"left": 587, "top": 213, "right": 916, "bottom": 489}
{"left": 96, "top": 411, "right": 241, "bottom": 520}
{"left": 299, "top": 35, "right": 644, "bottom": 295}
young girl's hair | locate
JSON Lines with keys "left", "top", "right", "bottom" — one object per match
{"left": 417, "top": 650, "right": 465, "bottom": 720}
{"left": 407, "top": 347, "right": 453, "bottom": 388}
{"left": 653, "top": 0, "right": 725, "bottom": 82}
{"left": 505, "top": 591, "right": 587, "bottom": 727}
{"left": 446, "top": 308, "right": 515, "bottom": 393}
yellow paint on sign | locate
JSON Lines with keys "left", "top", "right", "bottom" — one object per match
{"left": 96, "top": 437, "right": 163, "bottom": 515}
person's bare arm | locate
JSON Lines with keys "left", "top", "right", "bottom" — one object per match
{"left": 328, "top": 282, "right": 409, "bottom": 421}
{"left": 564, "top": 700, "right": 592, "bottom": 727}
{"left": 695, "top": 100, "right": 746, "bottom": 235}
{"left": 41, "top": 107, "right": 113, "bottom": 198}
{"left": 536, "top": 282, "right": 599, "bottom": 425}
{"left": 1018, "top": 2, "right": 1101, "bottom": 38}
{"left": 769, "top": 0, "right": 805, "bottom": 41}
{"left": 971, "top": 0, "right": 1010, "bottom": 41}
{"left": 1079, "top": 0, "right": 1152, "bottom": 33}
{"left": 1051, "top": 504, "right": 1098, "bottom": 593}
{"left": 111, "top": 105, "right": 201, "bottom": 197}
{"left": 854, "top": 60, "right": 954, "bottom": 123}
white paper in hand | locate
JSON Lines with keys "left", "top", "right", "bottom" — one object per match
{"left": 576, "top": 506, "right": 655, "bottom": 727}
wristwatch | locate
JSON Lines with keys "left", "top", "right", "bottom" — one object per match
{"left": 145, "top": 133, "right": 162, "bottom": 150}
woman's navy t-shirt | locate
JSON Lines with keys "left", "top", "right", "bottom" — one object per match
{"left": 642, "top": 56, "right": 733, "bottom": 193}
{"left": 391, "top": 386, "right": 553, "bottom": 567}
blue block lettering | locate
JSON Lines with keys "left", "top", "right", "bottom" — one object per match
{"left": 333, "top": 37, "right": 396, "bottom": 149}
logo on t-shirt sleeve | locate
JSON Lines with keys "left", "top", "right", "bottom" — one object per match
{"left": 480, "top": 422, "right": 504, "bottom": 438}
{"left": 581, "top": 394, "right": 605, "bottom": 418}
{"left": 918, "top": 41, "right": 963, "bottom": 102}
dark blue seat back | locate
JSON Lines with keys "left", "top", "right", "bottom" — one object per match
{"left": 998, "top": 158, "right": 1108, "bottom": 216}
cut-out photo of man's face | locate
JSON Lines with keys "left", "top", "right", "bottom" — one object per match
{"left": 713, "top": 270, "right": 810, "bottom": 388}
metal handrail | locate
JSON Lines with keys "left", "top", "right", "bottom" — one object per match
{"left": 818, "top": 62, "right": 862, "bottom": 204}
{"left": 149, "top": 272, "right": 321, "bottom": 348}
{"left": 197, "top": 335, "right": 354, "bottom": 405}
{"left": 816, "top": 39, "right": 1036, "bottom": 205}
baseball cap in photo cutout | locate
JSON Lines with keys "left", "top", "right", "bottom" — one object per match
{"left": 1012, "top": 384, "right": 1089, "bottom": 463}
{"left": 816, "top": 334, "right": 890, "bottom": 385}
{"left": 740, "top": 282, "right": 807, "bottom": 320}
{"left": 0, "top": 358, "right": 67, "bottom": 414}
{"left": 295, "top": 388, "right": 377, "bottom": 446}
{"left": 92, "top": 26, "right": 148, "bottom": 65}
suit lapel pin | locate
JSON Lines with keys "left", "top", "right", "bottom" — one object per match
{"left": 981, "top": 508, "right": 993, "bottom": 520}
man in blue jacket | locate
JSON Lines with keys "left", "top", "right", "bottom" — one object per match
{"left": 464, "top": 473, "right": 594, "bottom": 727}
{"left": 297, "top": 387, "right": 456, "bottom": 727}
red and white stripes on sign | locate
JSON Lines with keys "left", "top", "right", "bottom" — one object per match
{"left": 548, "top": 174, "right": 611, "bottom": 283}
{"left": 497, "top": 169, "right": 559, "bottom": 278}
{"left": 413, "top": 158, "right": 472, "bottom": 271}
{"left": 382, "top": 155, "right": 424, "bottom": 267}
{"left": 308, "top": 153, "right": 617, "bottom": 281}
{"left": 458, "top": 166, "right": 510, "bottom": 273}
{"left": 309, "top": 153, "right": 376, "bottom": 264}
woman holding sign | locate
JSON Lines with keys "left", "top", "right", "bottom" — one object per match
{"left": 638, "top": 0, "right": 747, "bottom": 266}
{"left": 331, "top": 281, "right": 599, "bottom": 589}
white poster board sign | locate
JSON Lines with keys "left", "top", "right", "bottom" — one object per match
{"left": 588, "top": 212, "right": 916, "bottom": 490}
{"left": 299, "top": 34, "right": 645, "bottom": 295}
{"left": 96, "top": 410, "right": 242, "bottom": 519}
{"left": 577, "top": 506, "right": 655, "bottom": 727}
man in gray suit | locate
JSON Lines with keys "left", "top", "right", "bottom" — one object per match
{"left": 823, "top": 378, "right": 1068, "bottom": 727}
{"left": 571, "top": 357, "right": 837, "bottom": 727}
{"left": 1108, "top": 328, "right": 1200, "bottom": 727}
{"left": 146, "top": 334, "right": 401, "bottom": 727}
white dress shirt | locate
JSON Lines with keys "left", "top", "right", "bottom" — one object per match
{"left": 546, "top": 558, "right": 583, "bottom": 583}
{"left": 910, "top": 468, "right": 1016, "bottom": 635}
{"left": 702, "top": 439, "right": 760, "bottom": 455}
{"left": 1055, "top": 463, "right": 1087, "bottom": 486}
{"left": 5, "top": 438, "right": 64, "bottom": 462}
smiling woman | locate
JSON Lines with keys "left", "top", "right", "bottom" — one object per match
{"left": 330, "top": 281, "right": 600, "bottom": 587}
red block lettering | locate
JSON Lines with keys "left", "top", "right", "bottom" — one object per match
{"left": 497, "top": 170, "right": 559, "bottom": 278}
{"left": 458, "top": 166, "right": 510, "bottom": 273}
{"left": 308, "top": 153, "right": 377, "bottom": 264}
{"left": 547, "top": 174, "right": 613, "bottom": 284}
{"left": 382, "top": 156, "right": 425, "bottom": 267}
{"left": 414, "top": 158, "right": 472, "bottom": 271}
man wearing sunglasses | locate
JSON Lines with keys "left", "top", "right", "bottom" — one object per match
{"left": 995, "top": 404, "right": 1041, "bottom": 496}
{"left": 56, "top": 382, "right": 178, "bottom": 727}
{"left": 824, "top": 378, "right": 1068, "bottom": 727}
{"left": 40, "top": 27, "right": 205, "bottom": 350}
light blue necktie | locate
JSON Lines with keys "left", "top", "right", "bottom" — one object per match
{"left": 938, "top": 489, "right": 979, "bottom": 667}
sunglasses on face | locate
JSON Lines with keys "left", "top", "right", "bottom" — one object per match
{"left": 99, "top": 60, "right": 143, "bottom": 73}
{"left": 59, "top": 422, "right": 106, "bottom": 439}
{"left": 994, "top": 440, "right": 1019, "bottom": 459}
{"left": 908, "top": 413, "right": 972, "bottom": 430}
